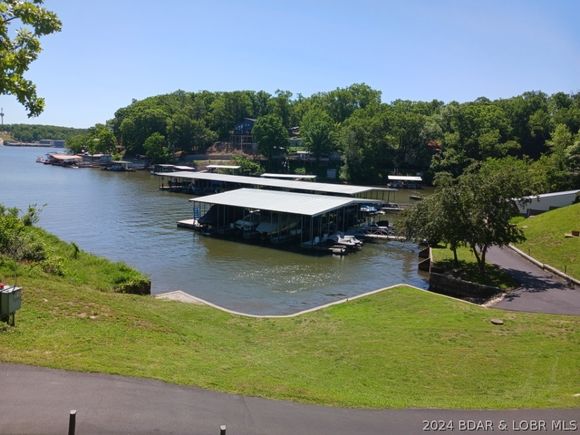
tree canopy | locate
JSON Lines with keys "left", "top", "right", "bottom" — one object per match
{"left": 56, "top": 84, "right": 580, "bottom": 190}
{"left": 252, "top": 114, "right": 287, "bottom": 160}
{"left": 0, "top": 0, "right": 62, "bottom": 116}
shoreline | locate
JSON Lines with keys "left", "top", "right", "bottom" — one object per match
{"left": 155, "top": 284, "right": 478, "bottom": 318}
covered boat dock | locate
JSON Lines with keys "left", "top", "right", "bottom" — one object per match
{"left": 184, "top": 188, "right": 380, "bottom": 251}
{"left": 387, "top": 175, "right": 423, "bottom": 189}
{"left": 260, "top": 173, "right": 317, "bottom": 181}
{"left": 206, "top": 164, "right": 240, "bottom": 174}
{"left": 157, "top": 171, "right": 395, "bottom": 201}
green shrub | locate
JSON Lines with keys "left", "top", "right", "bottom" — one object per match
{"left": 41, "top": 256, "right": 65, "bottom": 276}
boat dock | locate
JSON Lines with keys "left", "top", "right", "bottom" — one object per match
{"left": 155, "top": 171, "right": 396, "bottom": 201}
{"left": 178, "top": 188, "right": 387, "bottom": 255}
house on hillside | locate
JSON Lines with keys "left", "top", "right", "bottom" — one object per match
{"left": 230, "top": 118, "right": 257, "bottom": 154}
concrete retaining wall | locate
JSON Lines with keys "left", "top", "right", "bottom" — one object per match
{"left": 418, "top": 258, "right": 431, "bottom": 272}
{"left": 429, "top": 273, "right": 501, "bottom": 299}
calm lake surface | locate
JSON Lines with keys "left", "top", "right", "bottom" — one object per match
{"left": 0, "top": 145, "right": 428, "bottom": 314}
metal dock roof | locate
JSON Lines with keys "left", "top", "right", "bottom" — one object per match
{"left": 206, "top": 165, "right": 241, "bottom": 170}
{"left": 159, "top": 171, "right": 393, "bottom": 196}
{"left": 190, "top": 188, "right": 364, "bottom": 217}
{"left": 387, "top": 175, "right": 422, "bottom": 182}
{"left": 260, "top": 173, "right": 317, "bottom": 180}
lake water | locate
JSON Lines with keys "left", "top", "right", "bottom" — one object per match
{"left": 0, "top": 145, "right": 428, "bottom": 314}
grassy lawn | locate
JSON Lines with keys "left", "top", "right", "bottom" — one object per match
{"left": 1, "top": 229, "right": 579, "bottom": 409}
{"left": 431, "top": 246, "right": 517, "bottom": 289}
{"left": 516, "top": 203, "right": 580, "bottom": 280}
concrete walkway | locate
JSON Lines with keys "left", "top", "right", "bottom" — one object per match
{"left": 486, "top": 246, "right": 580, "bottom": 315}
{"left": 1, "top": 364, "right": 578, "bottom": 435}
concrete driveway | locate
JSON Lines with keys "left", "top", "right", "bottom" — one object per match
{"left": 0, "top": 364, "right": 578, "bottom": 435}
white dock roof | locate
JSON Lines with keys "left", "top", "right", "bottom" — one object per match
{"left": 158, "top": 171, "right": 393, "bottom": 196}
{"left": 206, "top": 164, "right": 241, "bottom": 170}
{"left": 388, "top": 175, "right": 422, "bottom": 182}
{"left": 260, "top": 173, "right": 317, "bottom": 180}
{"left": 190, "top": 189, "right": 362, "bottom": 217}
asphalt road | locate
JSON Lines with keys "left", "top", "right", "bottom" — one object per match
{"left": 0, "top": 364, "right": 578, "bottom": 435}
{"left": 485, "top": 246, "right": 580, "bottom": 315}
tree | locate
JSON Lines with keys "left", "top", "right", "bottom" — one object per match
{"left": 190, "top": 119, "right": 217, "bottom": 152}
{"left": 403, "top": 160, "right": 530, "bottom": 276}
{"left": 338, "top": 103, "right": 396, "bottom": 183}
{"left": 300, "top": 107, "right": 335, "bottom": 159}
{"left": 458, "top": 163, "right": 527, "bottom": 274}
{"left": 90, "top": 123, "right": 117, "bottom": 154}
{"left": 0, "top": 1, "right": 62, "bottom": 116}
{"left": 233, "top": 155, "right": 263, "bottom": 176}
{"left": 268, "top": 90, "right": 294, "bottom": 128}
{"left": 120, "top": 108, "right": 167, "bottom": 155}
{"left": 548, "top": 124, "right": 574, "bottom": 171}
{"left": 167, "top": 112, "right": 194, "bottom": 150}
{"left": 143, "top": 132, "right": 171, "bottom": 164}
{"left": 399, "top": 173, "right": 468, "bottom": 265}
{"left": 252, "top": 114, "right": 287, "bottom": 161}
{"left": 65, "top": 133, "right": 87, "bottom": 154}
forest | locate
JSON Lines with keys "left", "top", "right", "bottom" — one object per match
{"left": 22, "top": 85, "right": 580, "bottom": 189}
{"left": 3, "top": 124, "right": 87, "bottom": 142}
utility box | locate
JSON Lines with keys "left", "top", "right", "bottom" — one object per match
{"left": 0, "top": 286, "right": 22, "bottom": 325}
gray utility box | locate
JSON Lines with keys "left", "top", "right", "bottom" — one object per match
{"left": 0, "top": 286, "right": 22, "bottom": 318}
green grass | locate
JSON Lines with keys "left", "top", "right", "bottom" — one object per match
{"left": 431, "top": 246, "right": 517, "bottom": 289}
{"left": 5, "top": 227, "right": 150, "bottom": 293}
{"left": 0, "top": 229, "right": 579, "bottom": 409}
{"left": 516, "top": 203, "right": 580, "bottom": 280}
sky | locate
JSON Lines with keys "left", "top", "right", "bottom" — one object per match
{"left": 1, "top": 0, "right": 579, "bottom": 128}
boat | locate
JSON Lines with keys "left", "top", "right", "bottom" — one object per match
{"left": 328, "top": 232, "right": 363, "bottom": 249}
{"left": 381, "top": 202, "right": 403, "bottom": 212}
{"left": 360, "top": 204, "right": 379, "bottom": 213}
{"left": 410, "top": 193, "right": 424, "bottom": 201}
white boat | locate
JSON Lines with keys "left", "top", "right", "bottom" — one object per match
{"left": 328, "top": 232, "right": 363, "bottom": 248}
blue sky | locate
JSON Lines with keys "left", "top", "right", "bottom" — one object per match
{"left": 1, "top": 0, "right": 579, "bottom": 128}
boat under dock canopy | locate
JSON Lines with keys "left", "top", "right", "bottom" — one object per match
{"left": 190, "top": 188, "right": 369, "bottom": 216}
{"left": 187, "top": 188, "right": 383, "bottom": 253}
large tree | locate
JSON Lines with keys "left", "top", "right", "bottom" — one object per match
{"left": 458, "top": 163, "right": 527, "bottom": 273}
{"left": 402, "top": 160, "right": 530, "bottom": 275}
{"left": 143, "top": 132, "right": 171, "bottom": 164}
{"left": 300, "top": 107, "right": 335, "bottom": 159}
{"left": 0, "top": 0, "right": 62, "bottom": 116}
{"left": 252, "top": 114, "right": 287, "bottom": 160}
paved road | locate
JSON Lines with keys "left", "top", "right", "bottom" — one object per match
{"left": 486, "top": 246, "right": 580, "bottom": 315}
{"left": 0, "top": 364, "right": 578, "bottom": 435}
